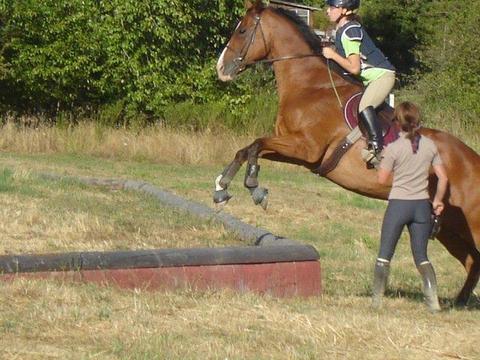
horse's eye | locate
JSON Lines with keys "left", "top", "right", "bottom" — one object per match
{"left": 239, "top": 28, "right": 246, "bottom": 34}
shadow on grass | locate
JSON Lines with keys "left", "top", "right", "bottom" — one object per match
{"left": 359, "top": 288, "right": 480, "bottom": 310}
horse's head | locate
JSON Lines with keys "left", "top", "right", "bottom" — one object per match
{"left": 216, "top": 0, "right": 269, "bottom": 82}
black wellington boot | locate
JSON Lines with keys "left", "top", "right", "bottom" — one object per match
{"left": 359, "top": 106, "right": 384, "bottom": 168}
{"left": 371, "top": 259, "right": 390, "bottom": 309}
{"left": 417, "top": 262, "right": 441, "bottom": 313}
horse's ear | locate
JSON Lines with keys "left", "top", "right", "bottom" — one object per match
{"left": 245, "top": 0, "right": 265, "bottom": 10}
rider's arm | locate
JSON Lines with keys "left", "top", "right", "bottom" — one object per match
{"left": 322, "top": 49, "right": 361, "bottom": 75}
{"left": 322, "top": 27, "right": 362, "bottom": 75}
{"left": 336, "top": 27, "right": 362, "bottom": 75}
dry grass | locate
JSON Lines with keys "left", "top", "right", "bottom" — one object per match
{"left": 0, "top": 169, "right": 240, "bottom": 254}
{"left": 0, "top": 124, "right": 480, "bottom": 359}
{"left": 0, "top": 118, "right": 477, "bottom": 167}
{"left": 0, "top": 121, "right": 255, "bottom": 165}
{"left": 422, "top": 110, "right": 480, "bottom": 152}
{"left": 1, "top": 280, "right": 479, "bottom": 360}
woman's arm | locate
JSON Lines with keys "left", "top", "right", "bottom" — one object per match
{"left": 322, "top": 47, "right": 361, "bottom": 75}
{"left": 377, "top": 168, "right": 392, "bottom": 185}
{"left": 432, "top": 164, "right": 448, "bottom": 215}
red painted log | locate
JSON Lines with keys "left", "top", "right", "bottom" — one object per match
{"left": 0, "top": 261, "right": 321, "bottom": 297}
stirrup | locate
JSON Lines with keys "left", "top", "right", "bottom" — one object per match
{"left": 361, "top": 148, "right": 381, "bottom": 169}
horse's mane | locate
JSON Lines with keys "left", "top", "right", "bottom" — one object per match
{"left": 272, "top": 7, "right": 323, "bottom": 54}
{"left": 271, "top": 7, "right": 362, "bottom": 86}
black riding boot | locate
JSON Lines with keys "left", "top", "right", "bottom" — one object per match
{"left": 417, "top": 262, "right": 441, "bottom": 313}
{"left": 372, "top": 259, "right": 390, "bottom": 309}
{"left": 359, "top": 106, "right": 384, "bottom": 167}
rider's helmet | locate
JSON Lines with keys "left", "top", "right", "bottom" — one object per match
{"left": 325, "top": 0, "right": 360, "bottom": 10}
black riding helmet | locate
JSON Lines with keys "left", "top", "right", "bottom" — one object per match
{"left": 325, "top": 0, "right": 360, "bottom": 10}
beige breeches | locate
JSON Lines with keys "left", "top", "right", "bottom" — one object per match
{"left": 359, "top": 71, "right": 396, "bottom": 112}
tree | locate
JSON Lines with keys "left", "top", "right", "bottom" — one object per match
{"left": 0, "top": 0, "right": 245, "bottom": 117}
{"left": 410, "top": 0, "right": 480, "bottom": 124}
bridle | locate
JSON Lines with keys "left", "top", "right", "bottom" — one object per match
{"left": 224, "top": 12, "right": 346, "bottom": 108}
{"left": 225, "top": 14, "right": 267, "bottom": 73}
{"left": 226, "top": 13, "right": 329, "bottom": 71}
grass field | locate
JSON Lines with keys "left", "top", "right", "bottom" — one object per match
{"left": 0, "top": 125, "right": 479, "bottom": 359}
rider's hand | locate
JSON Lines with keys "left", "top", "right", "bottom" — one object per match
{"left": 322, "top": 47, "right": 336, "bottom": 60}
{"left": 432, "top": 201, "right": 444, "bottom": 216}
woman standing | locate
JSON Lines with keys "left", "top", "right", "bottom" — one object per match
{"left": 373, "top": 102, "right": 448, "bottom": 312}
{"left": 322, "top": 0, "right": 396, "bottom": 167}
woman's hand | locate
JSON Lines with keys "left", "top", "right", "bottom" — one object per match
{"left": 432, "top": 201, "right": 445, "bottom": 216}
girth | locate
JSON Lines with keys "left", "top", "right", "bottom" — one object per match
{"left": 313, "top": 94, "right": 398, "bottom": 176}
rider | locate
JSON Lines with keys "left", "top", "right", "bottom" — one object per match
{"left": 322, "top": 0, "right": 396, "bottom": 167}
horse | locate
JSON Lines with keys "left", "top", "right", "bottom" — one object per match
{"left": 213, "top": 0, "right": 480, "bottom": 306}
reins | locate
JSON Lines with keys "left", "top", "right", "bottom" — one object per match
{"left": 244, "top": 54, "right": 346, "bottom": 103}
{"left": 227, "top": 13, "right": 346, "bottom": 106}
{"left": 327, "top": 59, "right": 344, "bottom": 108}
{"left": 249, "top": 53, "right": 321, "bottom": 65}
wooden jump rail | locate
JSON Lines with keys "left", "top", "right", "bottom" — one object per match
{"left": 0, "top": 173, "right": 322, "bottom": 297}
{"left": 0, "top": 245, "right": 321, "bottom": 297}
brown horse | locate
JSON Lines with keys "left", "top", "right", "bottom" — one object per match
{"left": 214, "top": 1, "right": 480, "bottom": 305}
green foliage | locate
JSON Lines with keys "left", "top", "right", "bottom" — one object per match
{"left": 0, "top": 0, "right": 477, "bottom": 131}
{"left": 361, "top": 0, "right": 427, "bottom": 82}
{"left": 0, "top": 0, "right": 245, "bottom": 117}
{"left": 360, "top": 0, "right": 479, "bottom": 126}
{"left": 410, "top": 0, "right": 480, "bottom": 126}
{"left": 162, "top": 66, "right": 278, "bottom": 134}
{"left": 0, "top": 0, "right": 106, "bottom": 111}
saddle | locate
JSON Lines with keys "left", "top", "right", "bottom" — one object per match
{"left": 344, "top": 92, "right": 399, "bottom": 146}
{"left": 314, "top": 92, "right": 400, "bottom": 176}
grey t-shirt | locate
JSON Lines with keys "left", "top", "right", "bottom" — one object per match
{"left": 380, "top": 133, "right": 443, "bottom": 200}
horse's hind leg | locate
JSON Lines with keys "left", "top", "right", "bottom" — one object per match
{"left": 436, "top": 226, "right": 480, "bottom": 306}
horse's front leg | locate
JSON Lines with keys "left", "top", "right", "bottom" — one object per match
{"left": 213, "top": 145, "right": 250, "bottom": 206}
{"left": 242, "top": 134, "right": 324, "bottom": 209}
{"left": 215, "top": 133, "right": 323, "bottom": 209}
{"left": 212, "top": 139, "right": 269, "bottom": 208}
{"left": 244, "top": 139, "right": 269, "bottom": 210}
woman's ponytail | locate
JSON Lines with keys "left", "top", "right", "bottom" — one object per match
{"left": 393, "top": 102, "right": 421, "bottom": 153}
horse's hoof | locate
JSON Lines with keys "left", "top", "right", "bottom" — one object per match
{"left": 454, "top": 297, "right": 469, "bottom": 308}
{"left": 213, "top": 189, "right": 232, "bottom": 205}
{"left": 214, "top": 201, "right": 228, "bottom": 212}
{"left": 251, "top": 187, "right": 268, "bottom": 210}
{"left": 259, "top": 194, "right": 268, "bottom": 210}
